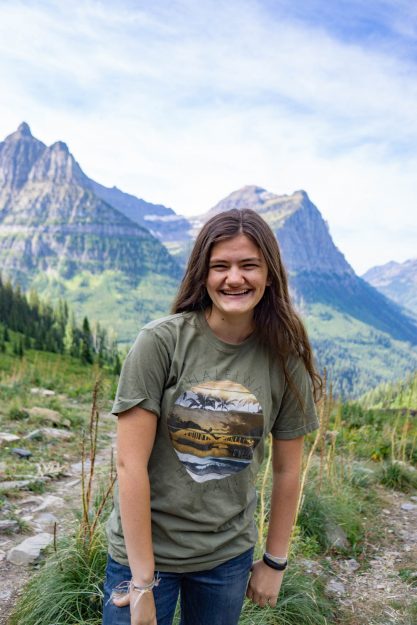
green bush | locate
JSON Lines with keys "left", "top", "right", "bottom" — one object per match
{"left": 379, "top": 462, "right": 417, "bottom": 492}
{"left": 238, "top": 564, "right": 334, "bottom": 625}
{"left": 297, "top": 478, "right": 367, "bottom": 555}
{"left": 8, "top": 405, "right": 29, "bottom": 420}
{"left": 10, "top": 528, "right": 107, "bottom": 625}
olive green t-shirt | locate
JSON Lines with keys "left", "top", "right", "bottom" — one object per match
{"left": 107, "top": 311, "right": 319, "bottom": 572}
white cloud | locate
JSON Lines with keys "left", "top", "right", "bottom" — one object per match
{"left": 0, "top": 0, "right": 416, "bottom": 274}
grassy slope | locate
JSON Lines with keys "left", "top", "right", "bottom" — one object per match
{"left": 13, "top": 267, "right": 416, "bottom": 395}
{"left": 306, "top": 303, "right": 417, "bottom": 397}
{"left": 31, "top": 269, "right": 179, "bottom": 346}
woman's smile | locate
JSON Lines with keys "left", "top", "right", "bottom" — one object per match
{"left": 205, "top": 234, "right": 269, "bottom": 327}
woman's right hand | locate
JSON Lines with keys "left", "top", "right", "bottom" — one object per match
{"left": 112, "top": 589, "right": 157, "bottom": 625}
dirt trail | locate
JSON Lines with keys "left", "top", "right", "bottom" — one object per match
{"left": 0, "top": 436, "right": 115, "bottom": 625}
{"left": 332, "top": 487, "right": 417, "bottom": 625}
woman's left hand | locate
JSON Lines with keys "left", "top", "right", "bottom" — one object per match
{"left": 246, "top": 559, "right": 285, "bottom": 608}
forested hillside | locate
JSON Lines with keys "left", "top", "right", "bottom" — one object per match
{"left": 0, "top": 275, "right": 120, "bottom": 371}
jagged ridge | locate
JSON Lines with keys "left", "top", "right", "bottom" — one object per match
{"left": 0, "top": 123, "right": 181, "bottom": 287}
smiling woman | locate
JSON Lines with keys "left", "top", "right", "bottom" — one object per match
{"left": 205, "top": 234, "right": 270, "bottom": 342}
{"left": 102, "top": 208, "right": 321, "bottom": 625}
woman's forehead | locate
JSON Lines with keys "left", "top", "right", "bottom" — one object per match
{"left": 209, "top": 234, "right": 262, "bottom": 259}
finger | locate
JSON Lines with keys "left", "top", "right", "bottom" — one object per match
{"left": 257, "top": 596, "right": 269, "bottom": 609}
{"left": 268, "top": 596, "right": 278, "bottom": 608}
{"left": 111, "top": 592, "right": 131, "bottom": 607}
{"left": 251, "top": 592, "right": 264, "bottom": 608}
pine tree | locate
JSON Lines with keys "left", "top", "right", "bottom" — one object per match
{"left": 80, "top": 316, "right": 93, "bottom": 364}
{"left": 113, "top": 353, "right": 121, "bottom": 375}
{"left": 64, "top": 312, "right": 79, "bottom": 358}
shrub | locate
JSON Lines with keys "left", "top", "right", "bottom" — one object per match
{"left": 238, "top": 564, "right": 334, "bottom": 625}
{"left": 9, "top": 528, "right": 107, "bottom": 625}
{"left": 379, "top": 462, "right": 417, "bottom": 492}
{"left": 8, "top": 405, "right": 29, "bottom": 420}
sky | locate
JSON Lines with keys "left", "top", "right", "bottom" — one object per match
{"left": 0, "top": 0, "right": 416, "bottom": 274}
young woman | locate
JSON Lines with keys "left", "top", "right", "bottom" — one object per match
{"left": 102, "top": 208, "right": 321, "bottom": 625}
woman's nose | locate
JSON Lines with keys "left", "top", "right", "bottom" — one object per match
{"left": 226, "top": 266, "right": 244, "bottom": 285}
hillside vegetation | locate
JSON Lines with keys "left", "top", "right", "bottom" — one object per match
{"left": 1, "top": 336, "right": 416, "bottom": 624}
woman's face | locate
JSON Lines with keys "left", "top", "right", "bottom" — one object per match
{"left": 205, "top": 234, "right": 269, "bottom": 324}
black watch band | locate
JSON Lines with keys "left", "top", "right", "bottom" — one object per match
{"left": 262, "top": 553, "right": 288, "bottom": 571}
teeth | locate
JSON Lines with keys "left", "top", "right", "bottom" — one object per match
{"left": 222, "top": 290, "right": 249, "bottom": 295}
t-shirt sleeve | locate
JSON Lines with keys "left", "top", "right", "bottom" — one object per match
{"left": 271, "top": 355, "right": 320, "bottom": 439}
{"left": 111, "top": 328, "right": 170, "bottom": 417}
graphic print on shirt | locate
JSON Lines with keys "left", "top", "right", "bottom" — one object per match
{"left": 167, "top": 380, "right": 264, "bottom": 482}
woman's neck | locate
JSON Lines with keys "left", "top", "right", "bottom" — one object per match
{"left": 205, "top": 308, "right": 255, "bottom": 344}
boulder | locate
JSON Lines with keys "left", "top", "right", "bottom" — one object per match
{"left": 299, "top": 558, "right": 322, "bottom": 575}
{"left": 30, "top": 388, "right": 55, "bottom": 396}
{"left": 0, "top": 432, "right": 20, "bottom": 444}
{"left": 340, "top": 558, "right": 360, "bottom": 572}
{"left": 24, "top": 428, "right": 73, "bottom": 441}
{"left": 11, "top": 448, "right": 32, "bottom": 458}
{"left": 325, "top": 578, "right": 347, "bottom": 596}
{"left": 401, "top": 502, "right": 417, "bottom": 512}
{"left": 27, "top": 407, "right": 70, "bottom": 428}
{"left": 324, "top": 520, "right": 350, "bottom": 550}
{"left": 0, "top": 480, "right": 32, "bottom": 492}
{"left": 33, "top": 512, "right": 59, "bottom": 533}
{"left": 7, "top": 532, "right": 53, "bottom": 565}
{"left": 0, "top": 519, "right": 19, "bottom": 532}
{"left": 32, "top": 494, "right": 65, "bottom": 512}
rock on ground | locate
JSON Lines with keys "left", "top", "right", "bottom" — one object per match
{"left": 7, "top": 533, "right": 53, "bottom": 565}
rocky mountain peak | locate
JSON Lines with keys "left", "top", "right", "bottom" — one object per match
{"left": 16, "top": 122, "right": 32, "bottom": 137}
{"left": 4, "top": 122, "right": 34, "bottom": 143}
{"left": 28, "top": 141, "right": 86, "bottom": 185}
{"left": 0, "top": 123, "right": 46, "bottom": 192}
{"left": 207, "top": 185, "right": 278, "bottom": 216}
{"left": 201, "top": 185, "right": 353, "bottom": 276}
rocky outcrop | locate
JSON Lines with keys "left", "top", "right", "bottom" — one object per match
{"left": 363, "top": 258, "right": 417, "bottom": 316}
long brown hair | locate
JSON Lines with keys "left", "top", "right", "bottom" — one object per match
{"left": 172, "top": 208, "right": 322, "bottom": 402}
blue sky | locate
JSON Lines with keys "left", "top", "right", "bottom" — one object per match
{"left": 0, "top": 0, "right": 416, "bottom": 273}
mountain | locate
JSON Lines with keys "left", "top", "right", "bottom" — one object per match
{"left": 1, "top": 125, "right": 416, "bottom": 396}
{"left": 88, "top": 179, "right": 193, "bottom": 247}
{"left": 0, "top": 123, "right": 181, "bottom": 342}
{"left": 152, "top": 185, "right": 417, "bottom": 396}
{"left": 362, "top": 258, "right": 417, "bottom": 316}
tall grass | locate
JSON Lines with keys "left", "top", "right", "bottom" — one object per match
{"left": 10, "top": 378, "right": 115, "bottom": 625}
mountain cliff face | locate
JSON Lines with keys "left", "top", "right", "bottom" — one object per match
{"left": 205, "top": 186, "right": 353, "bottom": 275}
{"left": 0, "top": 124, "right": 180, "bottom": 287}
{"left": 363, "top": 259, "right": 417, "bottom": 316}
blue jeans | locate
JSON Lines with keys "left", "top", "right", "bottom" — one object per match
{"left": 102, "top": 548, "right": 254, "bottom": 625}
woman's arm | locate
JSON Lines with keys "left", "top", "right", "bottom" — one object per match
{"left": 111, "top": 405, "right": 158, "bottom": 625}
{"left": 246, "top": 435, "right": 304, "bottom": 608}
